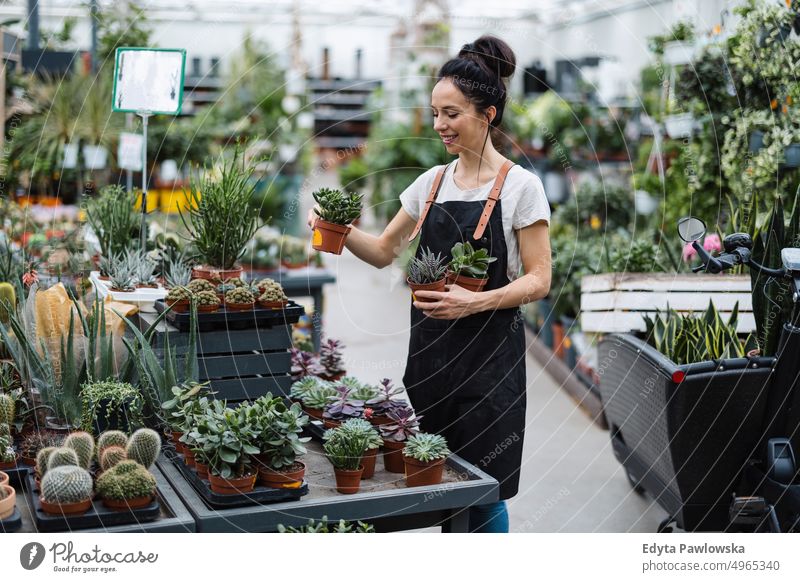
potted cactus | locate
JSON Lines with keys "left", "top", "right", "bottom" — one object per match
{"left": 96, "top": 460, "right": 157, "bottom": 510}
{"left": 403, "top": 432, "right": 451, "bottom": 487}
{"left": 187, "top": 278, "right": 216, "bottom": 294}
{"left": 322, "top": 386, "right": 365, "bottom": 428}
{"left": 407, "top": 247, "right": 448, "bottom": 303}
{"left": 0, "top": 429, "right": 18, "bottom": 469}
{"left": 18, "top": 431, "right": 63, "bottom": 466}
{"left": 365, "top": 378, "right": 409, "bottom": 426}
{"left": 325, "top": 418, "right": 383, "bottom": 480}
{"left": 447, "top": 241, "right": 497, "bottom": 292}
{"left": 225, "top": 287, "right": 256, "bottom": 311}
{"left": 379, "top": 407, "right": 422, "bottom": 473}
{"left": 64, "top": 432, "right": 95, "bottom": 470}
{"left": 97, "top": 430, "right": 128, "bottom": 456}
{"left": 99, "top": 446, "right": 127, "bottom": 473}
{"left": 194, "top": 289, "right": 221, "bottom": 313}
{"left": 323, "top": 431, "right": 368, "bottom": 494}
{"left": 252, "top": 395, "right": 310, "bottom": 488}
{"left": 166, "top": 285, "right": 192, "bottom": 313}
{"left": 311, "top": 187, "right": 363, "bottom": 255}
{"left": 125, "top": 428, "right": 161, "bottom": 470}
{"left": 319, "top": 338, "right": 347, "bottom": 381}
{"left": 258, "top": 285, "right": 289, "bottom": 309}
{"left": 40, "top": 465, "right": 94, "bottom": 515}
{"left": 0, "top": 481, "right": 15, "bottom": 520}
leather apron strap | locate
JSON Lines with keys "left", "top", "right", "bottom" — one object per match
{"left": 473, "top": 160, "right": 514, "bottom": 240}
{"left": 409, "top": 163, "right": 450, "bottom": 242}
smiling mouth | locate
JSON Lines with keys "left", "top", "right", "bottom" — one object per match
{"left": 441, "top": 134, "right": 458, "bottom": 144}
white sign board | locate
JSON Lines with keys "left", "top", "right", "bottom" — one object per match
{"left": 118, "top": 132, "right": 144, "bottom": 171}
{"left": 112, "top": 48, "right": 186, "bottom": 115}
{"left": 62, "top": 143, "right": 79, "bottom": 169}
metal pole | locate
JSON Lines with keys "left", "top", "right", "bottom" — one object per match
{"left": 125, "top": 113, "right": 133, "bottom": 192}
{"left": 90, "top": 0, "right": 98, "bottom": 73}
{"left": 26, "top": 0, "right": 39, "bottom": 51}
{"left": 139, "top": 112, "right": 150, "bottom": 252}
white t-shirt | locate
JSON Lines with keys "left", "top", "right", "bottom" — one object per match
{"left": 399, "top": 162, "right": 551, "bottom": 281}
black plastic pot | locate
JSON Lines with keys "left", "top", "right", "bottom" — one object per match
{"left": 598, "top": 333, "right": 776, "bottom": 531}
{"left": 92, "top": 398, "right": 134, "bottom": 434}
{"left": 783, "top": 144, "right": 800, "bottom": 169}
{"left": 748, "top": 130, "right": 764, "bottom": 153}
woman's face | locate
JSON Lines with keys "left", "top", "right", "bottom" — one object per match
{"left": 431, "top": 78, "right": 493, "bottom": 156}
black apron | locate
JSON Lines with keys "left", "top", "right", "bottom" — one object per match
{"left": 402, "top": 161, "right": 527, "bottom": 500}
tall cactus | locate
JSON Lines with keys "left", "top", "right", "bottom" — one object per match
{"left": 47, "top": 447, "right": 80, "bottom": 470}
{"left": 97, "top": 430, "right": 128, "bottom": 454}
{"left": 41, "top": 465, "right": 93, "bottom": 504}
{"left": 125, "top": 428, "right": 160, "bottom": 469}
{"left": 0, "top": 282, "right": 15, "bottom": 324}
{"left": 0, "top": 394, "right": 14, "bottom": 426}
{"left": 36, "top": 446, "right": 58, "bottom": 477}
{"left": 64, "top": 432, "right": 95, "bottom": 470}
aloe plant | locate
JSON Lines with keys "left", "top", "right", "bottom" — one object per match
{"left": 85, "top": 185, "right": 139, "bottom": 259}
{"left": 407, "top": 247, "right": 448, "bottom": 284}
{"left": 449, "top": 241, "right": 497, "bottom": 278}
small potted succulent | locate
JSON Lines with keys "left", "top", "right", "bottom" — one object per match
{"left": 0, "top": 480, "right": 15, "bottom": 520}
{"left": 289, "top": 376, "right": 324, "bottom": 403}
{"left": 193, "top": 289, "right": 221, "bottom": 313}
{"left": 161, "top": 382, "right": 211, "bottom": 449}
{"left": 64, "top": 431, "right": 95, "bottom": 470}
{"left": 177, "top": 396, "right": 214, "bottom": 466}
{"left": 80, "top": 380, "right": 144, "bottom": 435}
{"left": 254, "top": 277, "right": 279, "bottom": 294}
{"left": 197, "top": 401, "right": 260, "bottom": 494}
{"left": 403, "top": 432, "right": 451, "bottom": 487}
{"left": 252, "top": 395, "right": 310, "bottom": 488}
{"left": 347, "top": 379, "right": 380, "bottom": 403}
{"left": 40, "top": 465, "right": 94, "bottom": 515}
{"left": 379, "top": 407, "right": 422, "bottom": 473}
{"left": 225, "top": 287, "right": 256, "bottom": 311}
{"left": 323, "top": 431, "right": 368, "bottom": 494}
{"left": 258, "top": 285, "right": 289, "bottom": 309}
{"left": 99, "top": 446, "right": 127, "bottom": 473}
{"left": 322, "top": 386, "right": 365, "bottom": 429}
{"left": 311, "top": 187, "right": 363, "bottom": 254}
{"left": 0, "top": 429, "right": 18, "bottom": 469}
{"left": 365, "top": 378, "right": 409, "bottom": 426}
{"left": 290, "top": 348, "right": 325, "bottom": 380}
{"left": 407, "top": 247, "right": 448, "bottom": 303}
{"left": 97, "top": 430, "right": 128, "bottom": 456}
{"left": 96, "top": 460, "right": 158, "bottom": 510}
{"left": 319, "top": 338, "right": 346, "bottom": 381}
{"left": 324, "top": 418, "right": 383, "bottom": 480}
{"left": 300, "top": 383, "right": 338, "bottom": 421}
{"left": 448, "top": 241, "right": 497, "bottom": 292}
{"left": 166, "top": 285, "right": 192, "bottom": 313}
{"left": 134, "top": 253, "right": 159, "bottom": 288}
{"left": 187, "top": 278, "right": 216, "bottom": 295}
{"left": 18, "top": 431, "right": 64, "bottom": 466}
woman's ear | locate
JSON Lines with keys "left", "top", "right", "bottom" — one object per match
{"left": 485, "top": 105, "right": 497, "bottom": 125}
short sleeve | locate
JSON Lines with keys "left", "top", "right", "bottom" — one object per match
{"left": 512, "top": 170, "right": 551, "bottom": 230}
{"left": 399, "top": 166, "right": 442, "bottom": 221}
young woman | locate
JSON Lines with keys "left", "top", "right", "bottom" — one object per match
{"left": 309, "top": 35, "right": 551, "bottom": 532}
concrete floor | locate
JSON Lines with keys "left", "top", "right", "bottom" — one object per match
{"left": 300, "top": 164, "right": 669, "bottom": 532}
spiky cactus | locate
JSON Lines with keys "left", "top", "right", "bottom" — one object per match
{"left": 223, "top": 277, "right": 246, "bottom": 288}
{"left": 259, "top": 286, "right": 288, "bottom": 303}
{"left": 97, "top": 430, "right": 128, "bottom": 454}
{"left": 225, "top": 287, "right": 255, "bottom": 304}
{"left": 96, "top": 460, "right": 157, "bottom": 501}
{"left": 0, "top": 434, "right": 14, "bottom": 463}
{"left": 64, "top": 432, "right": 95, "bottom": 470}
{"left": 36, "top": 446, "right": 58, "bottom": 477}
{"left": 0, "top": 422, "right": 9, "bottom": 438}
{"left": 0, "top": 393, "right": 14, "bottom": 425}
{"left": 166, "top": 285, "right": 192, "bottom": 303}
{"left": 41, "top": 465, "right": 93, "bottom": 504}
{"left": 125, "top": 428, "right": 161, "bottom": 469}
{"left": 187, "top": 279, "right": 215, "bottom": 294}
{"left": 0, "top": 281, "right": 16, "bottom": 324}
{"left": 194, "top": 289, "right": 220, "bottom": 307}
{"left": 47, "top": 447, "right": 80, "bottom": 470}
{"left": 407, "top": 247, "right": 448, "bottom": 284}
{"left": 100, "top": 446, "right": 127, "bottom": 472}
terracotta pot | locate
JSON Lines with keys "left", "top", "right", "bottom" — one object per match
{"left": 368, "top": 415, "right": 393, "bottom": 427}
{"left": 196, "top": 303, "right": 220, "bottom": 313}
{"left": 302, "top": 406, "right": 323, "bottom": 421}
{"left": 183, "top": 448, "right": 196, "bottom": 467}
{"left": 382, "top": 440, "right": 406, "bottom": 473}
{"left": 258, "top": 461, "right": 306, "bottom": 488}
{"left": 281, "top": 259, "right": 308, "bottom": 270}
{"left": 0, "top": 484, "right": 15, "bottom": 520}
{"left": 258, "top": 300, "right": 288, "bottom": 310}
{"left": 226, "top": 301, "right": 255, "bottom": 311}
{"left": 407, "top": 277, "right": 446, "bottom": 303}
{"left": 192, "top": 265, "right": 243, "bottom": 282}
{"left": 21, "top": 455, "right": 36, "bottom": 466}
{"left": 360, "top": 447, "right": 378, "bottom": 479}
{"left": 333, "top": 466, "right": 363, "bottom": 494}
{"left": 322, "top": 418, "right": 341, "bottom": 430}
{"left": 195, "top": 462, "right": 209, "bottom": 480}
{"left": 312, "top": 219, "right": 351, "bottom": 255}
{"left": 208, "top": 472, "right": 256, "bottom": 495}
{"left": 0, "top": 455, "right": 19, "bottom": 470}
{"left": 448, "top": 271, "right": 489, "bottom": 293}
{"left": 102, "top": 495, "right": 154, "bottom": 511}
{"left": 0, "top": 471, "right": 8, "bottom": 487}
{"left": 403, "top": 455, "right": 446, "bottom": 487}
{"left": 170, "top": 430, "right": 184, "bottom": 447}
{"left": 40, "top": 496, "right": 92, "bottom": 516}
{"left": 167, "top": 299, "right": 190, "bottom": 313}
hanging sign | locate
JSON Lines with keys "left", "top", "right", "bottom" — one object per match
{"left": 112, "top": 48, "right": 186, "bottom": 115}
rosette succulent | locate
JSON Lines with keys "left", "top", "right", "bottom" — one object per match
{"left": 378, "top": 407, "right": 422, "bottom": 443}
{"left": 366, "top": 378, "right": 409, "bottom": 416}
{"left": 301, "top": 383, "right": 338, "bottom": 410}
{"left": 322, "top": 386, "right": 365, "bottom": 422}
{"left": 403, "top": 432, "right": 451, "bottom": 462}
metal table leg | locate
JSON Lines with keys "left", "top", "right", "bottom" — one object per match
{"left": 441, "top": 507, "right": 470, "bottom": 533}
{"left": 312, "top": 288, "right": 323, "bottom": 351}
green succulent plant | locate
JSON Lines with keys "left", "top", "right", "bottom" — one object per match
{"left": 289, "top": 376, "right": 326, "bottom": 401}
{"left": 41, "top": 465, "right": 93, "bottom": 504}
{"left": 223, "top": 277, "right": 246, "bottom": 288}
{"left": 301, "top": 383, "right": 338, "bottom": 410}
{"left": 226, "top": 287, "right": 255, "bottom": 304}
{"left": 0, "top": 393, "right": 14, "bottom": 425}
{"left": 79, "top": 380, "right": 144, "bottom": 434}
{"left": 449, "top": 241, "right": 497, "bottom": 278}
{"left": 312, "top": 187, "right": 363, "bottom": 226}
{"left": 403, "top": 432, "right": 451, "bottom": 462}
{"left": 258, "top": 287, "right": 288, "bottom": 303}
{"left": 96, "top": 460, "right": 157, "bottom": 501}
{"left": 324, "top": 418, "right": 382, "bottom": 450}
{"left": 36, "top": 446, "right": 58, "bottom": 476}
{"left": 323, "top": 432, "right": 368, "bottom": 470}
{"left": 0, "top": 433, "right": 15, "bottom": 463}
{"left": 407, "top": 247, "right": 448, "bottom": 284}
{"left": 251, "top": 395, "right": 310, "bottom": 470}
{"left": 166, "top": 285, "right": 193, "bottom": 303}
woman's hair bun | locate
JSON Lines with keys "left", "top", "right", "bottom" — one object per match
{"left": 458, "top": 35, "right": 516, "bottom": 81}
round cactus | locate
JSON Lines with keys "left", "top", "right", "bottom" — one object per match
{"left": 194, "top": 289, "right": 220, "bottom": 307}
{"left": 48, "top": 447, "right": 80, "bottom": 470}
{"left": 259, "top": 286, "right": 288, "bottom": 303}
{"left": 96, "top": 460, "right": 157, "bottom": 501}
{"left": 36, "top": 446, "right": 58, "bottom": 477}
{"left": 125, "top": 428, "right": 161, "bottom": 469}
{"left": 100, "top": 446, "right": 127, "bottom": 472}
{"left": 0, "top": 393, "right": 14, "bottom": 425}
{"left": 167, "top": 285, "right": 192, "bottom": 302}
{"left": 0, "top": 422, "right": 9, "bottom": 437}
{"left": 64, "top": 431, "right": 95, "bottom": 470}
{"left": 187, "top": 279, "right": 215, "bottom": 294}
{"left": 223, "top": 277, "right": 246, "bottom": 288}
{"left": 97, "top": 430, "right": 128, "bottom": 454}
{"left": 225, "top": 287, "right": 255, "bottom": 304}
{"left": 41, "top": 465, "right": 93, "bottom": 504}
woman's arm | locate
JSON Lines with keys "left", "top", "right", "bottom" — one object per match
{"left": 414, "top": 221, "right": 551, "bottom": 319}
{"left": 308, "top": 207, "right": 417, "bottom": 269}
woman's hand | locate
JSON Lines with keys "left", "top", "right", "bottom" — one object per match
{"left": 306, "top": 207, "right": 320, "bottom": 229}
{"left": 413, "top": 284, "right": 485, "bottom": 319}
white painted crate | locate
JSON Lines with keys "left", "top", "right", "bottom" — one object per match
{"left": 90, "top": 271, "right": 167, "bottom": 313}
{"left": 580, "top": 273, "right": 755, "bottom": 334}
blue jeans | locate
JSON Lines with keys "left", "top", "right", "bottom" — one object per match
{"left": 468, "top": 501, "right": 509, "bottom": 533}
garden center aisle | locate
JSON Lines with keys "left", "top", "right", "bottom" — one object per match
{"left": 302, "top": 164, "right": 668, "bottom": 532}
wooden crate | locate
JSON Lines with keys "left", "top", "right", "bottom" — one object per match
{"left": 580, "top": 273, "right": 755, "bottom": 334}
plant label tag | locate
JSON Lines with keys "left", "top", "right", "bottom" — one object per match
{"left": 312, "top": 229, "right": 322, "bottom": 247}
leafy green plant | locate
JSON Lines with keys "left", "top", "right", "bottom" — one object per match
{"left": 192, "top": 400, "right": 260, "bottom": 479}
{"left": 407, "top": 247, "right": 448, "bottom": 284}
{"left": 79, "top": 380, "right": 144, "bottom": 434}
{"left": 277, "top": 516, "right": 375, "bottom": 533}
{"left": 180, "top": 146, "right": 262, "bottom": 270}
{"left": 607, "top": 238, "right": 667, "bottom": 274}
{"left": 85, "top": 185, "right": 140, "bottom": 259}
{"left": 403, "top": 432, "right": 451, "bottom": 462}
{"left": 324, "top": 418, "right": 382, "bottom": 450}
{"left": 312, "top": 188, "right": 363, "bottom": 226}
{"left": 323, "top": 432, "right": 368, "bottom": 471}
{"left": 449, "top": 242, "right": 497, "bottom": 278}
{"left": 251, "top": 395, "right": 310, "bottom": 470}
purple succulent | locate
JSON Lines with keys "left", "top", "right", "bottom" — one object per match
{"left": 319, "top": 338, "right": 346, "bottom": 378}
{"left": 322, "top": 386, "right": 364, "bottom": 421}
{"left": 291, "top": 348, "right": 325, "bottom": 380}
{"left": 378, "top": 406, "right": 421, "bottom": 442}
{"left": 366, "top": 378, "right": 408, "bottom": 416}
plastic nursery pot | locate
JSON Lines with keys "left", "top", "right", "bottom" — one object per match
{"left": 403, "top": 456, "right": 446, "bottom": 487}
{"left": 169, "top": 430, "right": 183, "bottom": 447}
{"left": 194, "top": 462, "right": 209, "bottom": 480}
{"left": 208, "top": 472, "right": 257, "bottom": 495}
{"left": 183, "top": 449, "right": 196, "bottom": 467}
{"left": 407, "top": 277, "right": 446, "bottom": 304}
{"left": 302, "top": 406, "right": 324, "bottom": 421}
{"left": 103, "top": 495, "right": 154, "bottom": 511}
{"left": 0, "top": 471, "right": 8, "bottom": 487}
{"left": 0, "top": 484, "right": 15, "bottom": 520}
{"left": 333, "top": 466, "right": 364, "bottom": 494}
{"left": 21, "top": 455, "right": 36, "bottom": 467}
{"left": 360, "top": 448, "right": 378, "bottom": 480}
{"left": 258, "top": 300, "right": 289, "bottom": 310}
{"left": 196, "top": 304, "right": 220, "bottom": 313}
{"left": 447, "top": 271, "right": 489, "bottom": 293}
{"left": 312, "top": 219, "right": 351, "bottom": 255}
{"left": 40, "top": 496, "right": 92, "bottom": 516}
{"left": 382, "top": 440, "right": 406, "bottom": 474}
{"left": 225, "top": 301, "right": 255, "bottom": 311}
{"left": 167, "top": 299, "right": 190, "bottom": 313}
{"left": 191, "top": 265, "right": 243, "bottom": 282}
{"left": 258, "top": 461, "right": 306, "bottom": 489}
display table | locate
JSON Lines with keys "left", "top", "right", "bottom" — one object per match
{"left": 157, "top": 440, "right": 499, "bottom": 532}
